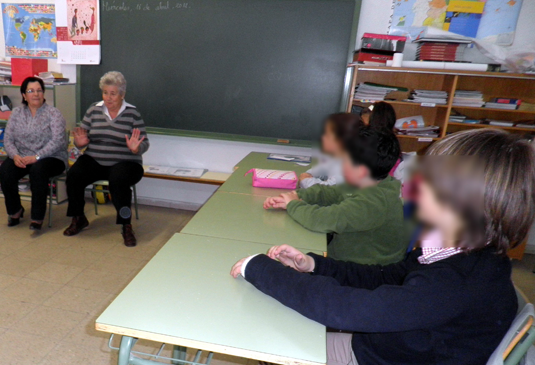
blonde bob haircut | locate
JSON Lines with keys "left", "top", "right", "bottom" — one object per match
{"left": 99, "top": 71, "right": 127, "bottom": 96}
{"left": 421, "top": 129, "right": 535, "bottom": 255}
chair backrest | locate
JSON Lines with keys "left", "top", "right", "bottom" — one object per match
{"left": 486, "top": 303, "right": 535, "bottom": 365}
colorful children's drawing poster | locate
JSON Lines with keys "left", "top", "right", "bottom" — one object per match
{"left": 66, "top": 0, "right": 98, "bottom": 41}
{"left": 1, "top": 3, "right": 57, "bottom": 58}
{"left": 56, "top": 0, "right": 100, "bottom": 64}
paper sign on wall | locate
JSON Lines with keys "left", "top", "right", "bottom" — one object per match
{"left": 56, "top": 0, "right": 100, "bottom": 64}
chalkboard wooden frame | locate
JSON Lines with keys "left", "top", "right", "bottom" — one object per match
{"left": 81, "top": 0, "right": 361, "bottom": 145}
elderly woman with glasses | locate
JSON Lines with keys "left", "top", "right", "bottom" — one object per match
{"left": 64, "top": 71, "right": 149, "bottom": 247}
{"left": 0, "top": 76, "right": 68, "bottom": 230}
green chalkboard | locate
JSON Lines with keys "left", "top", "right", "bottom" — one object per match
{"left": 81, "top": 0, "right": 358, "bottom": 142}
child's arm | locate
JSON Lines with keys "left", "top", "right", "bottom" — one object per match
{"left": 286, "top": 196, "right": 386, "bottom": 233}
{"left": 297, "top": 184, "right": 345, "bottom": 206}
{"left": 240, "top": 254, "right": 465, "bottom": 333}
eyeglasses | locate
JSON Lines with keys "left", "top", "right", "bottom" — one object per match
{"left": 26, "top": 89, "right": 44, "bottom": 94}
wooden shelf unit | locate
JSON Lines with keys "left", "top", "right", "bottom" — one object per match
{"left": 347, "top": 66, "right": 535, "bottom": 154}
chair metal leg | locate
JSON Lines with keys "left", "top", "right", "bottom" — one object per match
{"left": 48, "top": 178, "right": 54, "bottom": 228}
{"left": 171, "top": 346, "right": 188, "bottom": 365}
{"left": 133, "top": 185, "right": 139, "bottom": 220}
{"left": 118, "top": 336, "right": 137, "bottom": 365}
{"left": 93, "top": 187, "right": 99, "bottom": 216}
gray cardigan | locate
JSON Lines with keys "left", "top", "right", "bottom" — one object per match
{"left": 4, "top": 103, "right": 68, "bottom": 166}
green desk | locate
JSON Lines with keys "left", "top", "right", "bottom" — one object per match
{"left": 181, "top": 191, "right": 325, "bottom": 252}
{"left": 218, "top": 152, "right": 314, "bottom": 197}
{"left": 96, "top": 234, "right": 326, "bottom": 365}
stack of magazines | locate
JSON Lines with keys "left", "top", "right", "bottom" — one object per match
{"left": 405, "top": 89, "right": 448, "bottom": 105}
{"left": 453, "top": 90, "right": 484, "bottom": 107}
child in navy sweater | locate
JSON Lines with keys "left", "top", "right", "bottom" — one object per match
{"left": 231, "top": 129, "right": 535, "bottom": 365}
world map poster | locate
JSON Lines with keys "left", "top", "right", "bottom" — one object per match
{"left": 2, "top": 3, "right": 57, "bottom": 58}
{"left": 389, "top": 0, "right": 523, "bottom": 45}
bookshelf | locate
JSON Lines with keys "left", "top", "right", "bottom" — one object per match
{"left": 347, "top": 65, "right": 535, "bottom": 153}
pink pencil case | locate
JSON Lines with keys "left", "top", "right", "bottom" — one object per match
{"left": 245, "top": 169, "right": 298, "bottom": 189}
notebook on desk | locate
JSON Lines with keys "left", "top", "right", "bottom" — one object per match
{"left": 267, "top": 154, "right": 312, "bottom": 163}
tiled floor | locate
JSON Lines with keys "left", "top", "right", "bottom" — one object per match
{"left": 0, "top": 200, "right": 534, "bottom": 364}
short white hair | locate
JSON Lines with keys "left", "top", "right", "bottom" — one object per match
{"left": 99, "top": 71, "right": 127, "bottom": 95}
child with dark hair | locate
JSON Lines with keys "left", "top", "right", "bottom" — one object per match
{"left": 299, "top": 113, "right": 362, "bottom": 189}
{"left": 264, "top": 125, "right": 406, "bottom": 265}
{"left": 234, "top": 128, "right": 533, "bottom": 365}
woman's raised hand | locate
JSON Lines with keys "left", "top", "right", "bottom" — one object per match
{"left": 125, "top": 128, "right": 146, "bottom": 154}
{"left": 73, "top": 127, "right": 89, "bottom": 148}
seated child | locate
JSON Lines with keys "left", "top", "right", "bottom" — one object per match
{"left": 233, "top": 128, "right": 533, "bottom": 365}
{"left": 300, "top": 113, "right": 362, "bottom": 189}
{"left": 264, "top": 125, "right": 405, "bottom": 265}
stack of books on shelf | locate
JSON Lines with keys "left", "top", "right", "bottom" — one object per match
{"left": 38, "top": 72, "right": 69, "bottom": 85}
{"left": 0, "top": 61, "right": 11, "bottom": 83}
{"left": 484, "top": 98, "right": 521, "bottom": 110}
{"left": 354, "top": 82, "right": 408, "bottom": 102}
{"left": 449, "top": 115, "right": 480, "bottom": 124}
{"left": 405, "top": 89, "right": 448, "bottom": 105}
{"left": 487, "top": 120, "right": 515, "bottom": 127}
{"left": 453, "top": 90, "right": 485, "bottom": 107}
{"left": 397, "top": 125, "right": 440, "bottom": 138}
{"left": 414, "top": 38, "right": 471, "bottom": 62}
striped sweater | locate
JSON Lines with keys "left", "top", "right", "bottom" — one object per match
{"left": 81, "top": 101, "right": 149, "bottom": 166}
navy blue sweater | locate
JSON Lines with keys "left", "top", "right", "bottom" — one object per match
{"left": 244, "top": 248, "right": 516, "bottom": 365}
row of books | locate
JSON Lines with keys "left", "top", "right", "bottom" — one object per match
{"left": 453, "top": 90, "right": 484, "bottom": 107}
{"left": 404, "top": 89, "right": 448, "bottom": 105}
{"left": 415, "top": 38, "right": 470, "bottom": 63}
{"left": 353, "top": 82, "right": 409, "bottom": 102}
{"left": 449, "top": 115, "right": 535, "bottom": 129}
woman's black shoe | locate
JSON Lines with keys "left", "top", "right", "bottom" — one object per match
{"left": 29, "top": 222, "right": 43, "bottom": 231}
{"left": 7, "top": 207, "right": 24, "bottom": 227}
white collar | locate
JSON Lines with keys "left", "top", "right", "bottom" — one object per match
{"left": 96, "top": 100, "right": 135, "bottom": 120}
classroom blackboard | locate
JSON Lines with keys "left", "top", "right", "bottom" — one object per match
{"left": 81, "top": 0, "right": 358, "bottom": 142}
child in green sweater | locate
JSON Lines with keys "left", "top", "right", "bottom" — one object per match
{"left": 264, "top": 125, "right": 406, "bottom": 265}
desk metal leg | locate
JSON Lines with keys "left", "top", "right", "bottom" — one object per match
{"left": 118, "top": 336, "right": 137, "bottom": 365}
{"left": 172, "top": 346, "right": 188, "bottom": 365}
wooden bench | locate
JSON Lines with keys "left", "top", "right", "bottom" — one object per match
{"left": 143, "top": 169, "right": 231, "bottom": 186}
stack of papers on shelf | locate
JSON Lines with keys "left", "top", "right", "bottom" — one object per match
{"left": 405, "top": 89, "right": 448, "bottom": 105}
{"left": 144, "top": 165, "right": 206, "bottom": 178}
{"left": 397, "top": 125, "right": 440, "bottom": 138}
{"left": 488, "top": 120, "right": 514, "bottom": 127}
{"left": 453, "top": 90, "right": 484, "bottom": 107}
{"left": 354, "top": 83, "right": 407, "bottom": 102}
{"left": 516, "top": 123, "right": 535, "bottom": 129}
{"left": 0, "top": 61, "right": 11, "bottom": 82}
{"left": 484, "top": 98, "right": 521, "bottom": 110}
{"left": 38, "top": 72, "right": 69, "bottom": 85}
{"left": 449, "top": 115, "right": 466, "bottom": 123}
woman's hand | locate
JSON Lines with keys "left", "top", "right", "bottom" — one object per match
{"left": 125, "top": 128, "right": 145, "bottom": 154}
{"left": 299, "top": 173, "right": 313, "bottom": 182}
{"left": 21, "top": 156, "right": 37, "bottom": 165}
{"left": 268, "top": 245, "right": 315, "bottom": 272}
{"left": 73, "top": 127, "right": 89, "bottom": 148}
{"left": 13, "top": 155, "right": 26, "bottom": 168}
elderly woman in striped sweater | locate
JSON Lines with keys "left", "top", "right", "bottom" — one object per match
{"left": 64, "top": 71, "right": 149, "bottom": 247}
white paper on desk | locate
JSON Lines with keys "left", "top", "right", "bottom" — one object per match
{"left": 145, "top": 166, "right": 206, "bottom": 178}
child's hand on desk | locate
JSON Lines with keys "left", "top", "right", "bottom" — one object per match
{"left": 299, "top": 173, "right": 313, "bottom": 182}
{"left": 230, "top": 257, "right": 248, "bottom": 278}
{"left": 264, "top": 191, "right": 299, "bottom": 210}
{"left": 268, "top": 244, "right": 315, "bottom": 273}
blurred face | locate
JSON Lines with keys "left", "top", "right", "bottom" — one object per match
{"left": 102, "top": 85, "right": 123, "bottom": 111}
{"left": 322, "top": 122, "right": 342, "bottom": 156}
{"left": 417, "top": 180, "right": 464, "bottom": 245}
{"left": 342, "top": 153, "right": 369, "bottom": 187}
{"left": 23, "top": 81, "right": 45, "bottom": 108}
